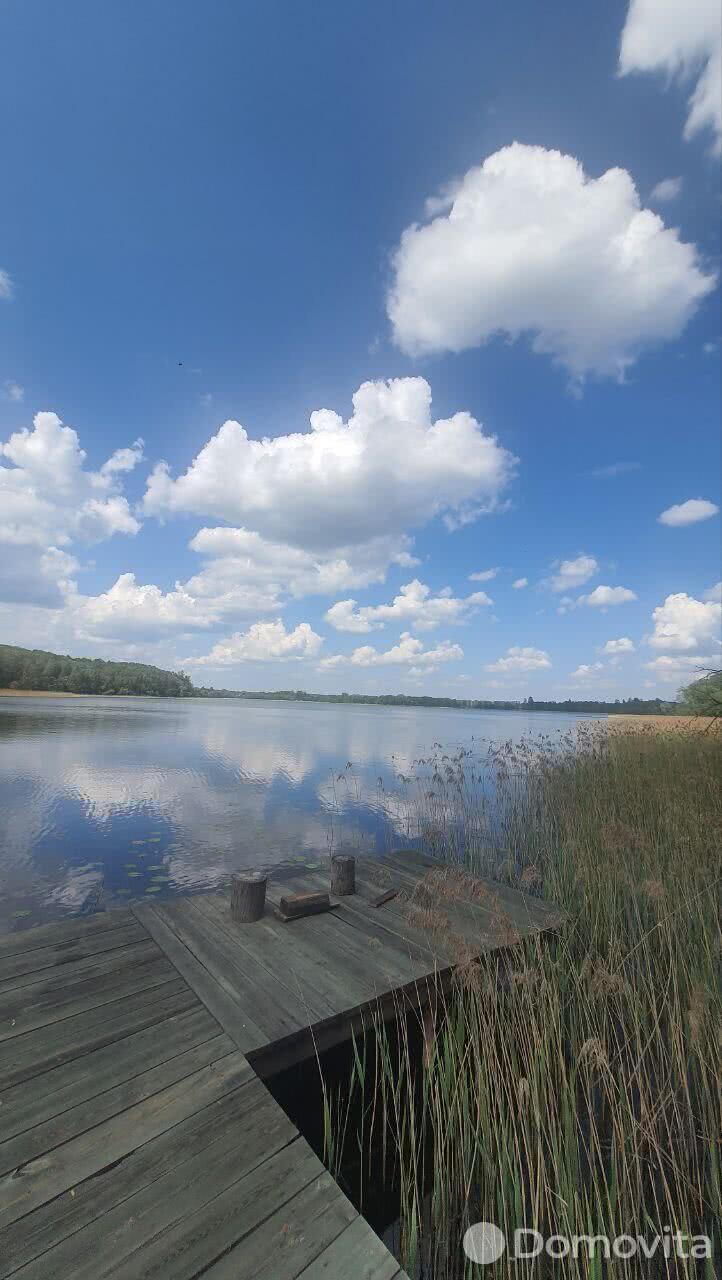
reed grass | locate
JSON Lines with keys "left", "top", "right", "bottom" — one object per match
{"left": 321, "top": 723, "right": 721, "bottom": 1277}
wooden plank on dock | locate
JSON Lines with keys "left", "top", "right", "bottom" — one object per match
{"left": 0, "top": 919, "right": 146, "bottom": 986}
{"left": 0, "top": 1003, "right": 218, "bottom": 1146}
{"left": 0, "top": 980, "right": 195, "bottom": 1089}
{"left": 132, "top": 900, "right": 268, "bottom": 1053}
{"left": 296, "top": 1215, "right": 404, "bottom": 1279}
{"left": 0, "top": 909, "right": 134, "bottom": 958}
{"left": 0, "top": 851, "right": 555, "bottom": 1280}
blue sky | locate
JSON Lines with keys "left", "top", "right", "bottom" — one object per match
{"left": 1, "top": 0, "right": 720, "bottom": 698}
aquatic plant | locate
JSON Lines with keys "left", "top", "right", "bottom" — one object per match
{"left": 322, "top": 724, "right": 722, "bottom": 1278}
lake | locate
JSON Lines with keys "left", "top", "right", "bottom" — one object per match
{"left": 0, "top": 695, "right": 604, "bottom": 933}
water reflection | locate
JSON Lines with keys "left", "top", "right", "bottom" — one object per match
{"left": 0, "top": 696, "right": 603, "bottom": 932}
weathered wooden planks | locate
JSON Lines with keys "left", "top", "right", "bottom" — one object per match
{"left": 0, "top": 849, "right": 555, "bottom": 1280}
{"left": 134, "top": 850, "right": 562, "bottom": 1076}
{"left": 0, "top": 980, "right": 195, "bottom": 1089}
{"left": 0, "top": 905, "right": 407, "bottom": 1280}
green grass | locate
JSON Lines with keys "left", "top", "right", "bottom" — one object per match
{"left": 321, "top": 725, "right": 721, "bottom": 1277}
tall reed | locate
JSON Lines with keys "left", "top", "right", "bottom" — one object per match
{"left": 322, "top": 724, "right": 721, "bottom": 1277}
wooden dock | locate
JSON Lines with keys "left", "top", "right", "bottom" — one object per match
{"left": 0, "top": 850, "right": 561, "bottom": 1279}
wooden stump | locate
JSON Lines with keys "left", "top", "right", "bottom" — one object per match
{"left": 330, "top": 854, "right": 355, "bottom": 896}
{"left": 230, "top": 872, "right": 267, "bottom": 923}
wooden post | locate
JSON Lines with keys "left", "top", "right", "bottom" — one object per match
{"left": 330, "top": 854, "right": 355, "bottom": 896}
{"left": 230, "top": 872, "right": 267, "bottom": 923}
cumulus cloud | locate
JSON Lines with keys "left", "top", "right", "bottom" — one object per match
{"left": 485, "top": 646, "right": 551, "bottom": 673}
{"left": 648, "top": 592, "right": 721, "bottom": 651}
{"left": 187, "top": 525, "right": 416, "bottom": 607}
{"left": 602, "top": 636, "right": 636, "bottom": 654}
{"left": 2, "top": 380, "right": 24, "bottom": 403}
{"left": 571, "top": 662, "right": 605, "bottom": 680}
{"left": 71, "top": 574, "right": 220, "bottom": 641}
{"left": 0, "top": 411, "right": 143, "bottom": 607}
{"left": 644, "top": 654, "right": 719, "bottom": 683}
{"left": 512, "top": 577, "right": 528, "bottom": 589}
{"left": 469, "top": 567, "right": 498, "bottom": 582}
{"left": 548, "top": 555, "right": 598, "bottom": 592}
{"left": 650, "top": 177, "right": 683, "bottom": 202}
{"left": 619, "top": 0, "right": 722, "bottom": 152}
{"left": 144, "top": 377, "right": 516, "bottom": 550}
{"left": 577, "top": 585, "right": 637, "bottom": 607}
{"left": 387, "top": 143, "right": 715, "bottom": 380}
{"left": 658, "top": 497, "right": 719, "bottom": 526}
{"left": 185, "top": 620, "right": 324, "bottom": 667}
{"left": 704, "top": 582, "right": 722, "bottom": 602}
{"left": 0, "top": 269, "right": 13, "bottom": 300}
{"left": 324, "top": 578, "right": 492, "bottom": 634}
{"left": 320, "top": 632, "right": 463, "bottom": 669}
{"left": 100, "top": 439, "right": 144, "bottom": 476}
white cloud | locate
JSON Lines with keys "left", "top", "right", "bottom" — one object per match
{"left": 578, "top": 585, "right": 637, "bottom": 607}
{"left": 658, "top": 497, "right": 719, "bottom": 526}
{"left": 0, "top": 269, "right": 13, "bottom": 300}
{"left": 650, "top": 177, "right": 683, "bottom": 202}
{"left": 99, "top": 439, "right": 144, "bottom": 476}
{"left": 320, "top": 632, "right": 463, "bottom": 669}
{"left": 71, "top": 573, "right": 220, "bottom": 641}
{"left": 512, "top": 577, "right": 528, "bottom": 589}
{"left": 485, "top": 646, "right": 551, "bottom": 673}
{"left": 704, "top": 582, "right": 722, "bottom": 602}
{"left": 185, "top": 620, "right": 324, "bottom": 667}
{"left": 387, "top": 143, "right": 715, "bottom": 381}
{"left": 324, "top": 578, "right": 492, "bottom": 634}
{"left": 619, "top": 0, "right": 722, "bottom": 152}
{"left": 644, "top": 654, "right": 719, "bottom": 680}
{"left": 187, "top": 525, "right": 415, "bottom": 605}
{"left": 649, "top": 592, "right": 722, "bottom": 651}
{"left": 144, "top": 377, "right": 516, "bottom": 551}
{"left": 0, "top": 411, "right": 142, "bottom": 607}
{"left": 591, "top": 461, "right": 641, "bottom": 478}
{"left": 469, "top": 567, "right": 498, "bottom": 582}
{"left": 548, "top": 555, "right": 598, "bottom": 592}
{"left": 602, "top": 636, "right": 636, "bottom": 654}
{"left": 2, "top": 380, "right": 24, "bottom": 403}
{"left": 571, "top": 662, "right": 605, "bottom": 680}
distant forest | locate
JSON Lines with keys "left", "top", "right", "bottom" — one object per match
{"left": 0, "top": 642, "right": 681, "bottom": 713}
{"left": 192, "top": 685, "right": 679, "bottom": 715}
{"left": 0, "top": 644, "right": 193, "bottom": 697}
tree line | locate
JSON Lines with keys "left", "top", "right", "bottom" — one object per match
{"left": 193, "top": 685, "right": 680, "bottom": 714}
{"left": 0, "top": 644, "right": 193, "bottom": 697}
{"left": 4, "top": 642, "right": 713, "bottom": 714}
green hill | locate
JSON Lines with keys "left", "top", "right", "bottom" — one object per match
{"left": 0, "top": 643, "right": 193, "bottom": 697}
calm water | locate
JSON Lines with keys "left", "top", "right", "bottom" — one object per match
{"left": 0, "top": 696, "right": 604, "bottom": 933}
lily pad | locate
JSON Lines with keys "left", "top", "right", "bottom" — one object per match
{"left": 131, "top": 840, "right": 146, "bottom": 846}
{"left": 148, "top": 837, "right": 161, "bottom": 843}
{"left": 151, "top": 875, "right": 169, "bottom": 883}
{"left": 116, "top": 888, "right": 132, "bottom": 896}
{"left": 126, "top": 871, "right": 142, "bottom": 879}
{"left": 148, "top": 864, "right": 165, "bottom": 871}
{"left": 145, "top": 885, "right": 162, "bottom": 894}
{"left": 123, "top": 862, "right": 137, "bottom": 869}
{"left": 12, "top": 909, "right": 32, "bottom": 918}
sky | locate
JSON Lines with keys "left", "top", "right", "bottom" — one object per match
{"left": 0, "top": 0, "right": 720, "bottom": 700}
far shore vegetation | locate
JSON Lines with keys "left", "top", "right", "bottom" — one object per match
{"left": 3, "top": 641, "right": 717, "bottom": 715}
{"left": 320, "top": 719, "right": 721, "bottom": 1277}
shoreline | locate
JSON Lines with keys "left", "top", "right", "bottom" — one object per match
{"left": 0, "top": 689, "right": 86, "bottom": 697}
